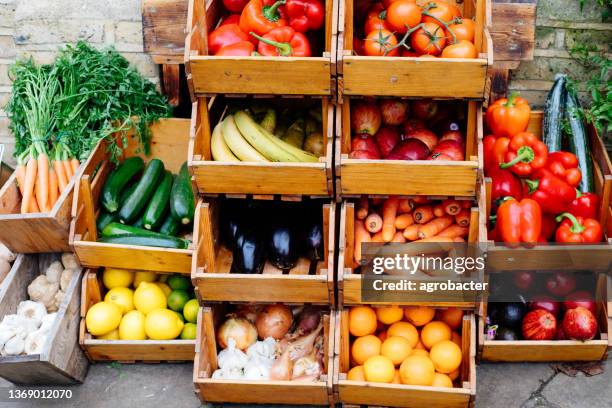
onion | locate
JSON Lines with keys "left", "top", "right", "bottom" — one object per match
{"left": 217, "top": 317, "right": 257, "bottom": 350}
{"left": 297, "top": 308, "right": 321, "bottom": 334}
{"left": 236, "top": 304, "right": 262, "bottom": 323}
{"left": 256, "top": 304, "right": 293, "bottom": 340}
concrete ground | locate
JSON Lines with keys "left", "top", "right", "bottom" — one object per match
{"left": 0, "top": 359, "right": 610, "bottom": 408}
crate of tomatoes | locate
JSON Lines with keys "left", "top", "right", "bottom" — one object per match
{"left": 185, "top": 0, "right": 337, "bottom": 96}
{"left": 338, "top": 0, "right": 492, "bottom": 98}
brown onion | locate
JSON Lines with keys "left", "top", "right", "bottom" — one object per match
{"left": 217, "top": 317, "right": 257, "bottom": 350}
{"left": 256, "top": 304, "right": 293, "bottom": 340}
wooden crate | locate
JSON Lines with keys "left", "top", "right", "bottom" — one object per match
{"left": 192, "top": 198, "right": 335, "bottom": 304}
{"left": 193, "top": 304, "right": 335, "bottom": 405}
{"left": 338, "top": 0, "right": 493, "bottom": 98}
{"left": 334, "top": 309, "right": 476, "bottom": 408}
{"left": 189, "top": 95, "right": 333, "bottom": 196}
{"left": 79, "top": 269, "right": 196, "bottom": 362}
{"left": 481, "top": 112, "right": 612, "bottom": 271}
{"left": 0, "top": 254, "right": 89, "bottom": 384}
{"left": 70, "top": 119, "right": 195, "bottom": 274}
{"left": 337, "top": 99, "right": 482, "bottom": 197}
{"left": 337, "top": 199, "right": 481, "bottom": 308}
{"left": 184, "top": 0, "right": 338, "bottom": 96}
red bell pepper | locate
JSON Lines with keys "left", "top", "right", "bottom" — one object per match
{"left": 240, "top": 0, "right": 287, "bottom": 36}
{"left": 546, "top": 151, "right": 582, "bottom": 188}
{"left": 568, "top": 191, "right": 600, "bottom": 220}
{"left": 495, "top": 197, "right": 542, "bottom": 247}
{"left": 285, "top": 0, "right": 324, "bottom": 33}
{"left": 525, "top": 168, "right": 577, "bottom": 215}
{"left": 490, "top": 167, "right": 523, "bottom": 208}
{"left": 540, "top": 214, "right": 558, "bottom": 241}
{"left": 500, "top": 132, "right": 548, "bottom": 177}
{"left": 224, "top": 0, "right": 250, "bottom": 13}
{"left": 251, "top": 26, "right": 311, "bottom": 56}
{"left": 485, "top": 93, "right": 531, "bottom": 138}
{"left": 555, "top": 213, "right": 603, "bottom": 243}
{"left": 209, "top": 24, "right": 250, "bottom": 55}
{"left": 220, "top": 14, "right": 243, "bottom": 26}
{"left": 216, "top": 41, "right": 257, "bottom": 56}
{"left": 483, "top": 134, "right": 510, "bottom": 176}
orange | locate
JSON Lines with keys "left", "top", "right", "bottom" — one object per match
{"left": 376, "top": 306, "right": 404, "bottom": 325}
{"left": 437, "top": 308, "right": 464, "bottom": 330}
{"left": 352, "top": 335, "right": 382, "bottom": 365}
{"left": 451, "top": 331, "right": 462, "bottom": 347}
{"left": 448, "top": 368, "right": 460, "bottom": 381}
{"left": 399, "top": 355, "right": 435, "bottom": 386}
{"left": 429, "top": 340, "right": 462, "bottom": 374}
{"left": 392, "top": 369, "right": 401, "bottom": 384}
{"left": 404, "top": 306, "right": 435, "bottom": 326}
{"left": 431, "top": 372, "right": 453, "bottom": 388}
{"left": 421, "top": 321, "right": 452, "bottom": 349}
{"left": 364, "top": 355, "right": 395, "bottom": 383}
{"left": 381, "top": 336, "right": 412, "bottom": 366}
{"left": 411, "top": 348, "right": 429, "bottom": 357}
{"left": 414, "top": 337, "right": 426, "bottom": 350}
{"left": 377, "top": 331, "right": 388, "bottom": 342}
{"left": 349, "top": 306, "right": 377, "bottom": 337}
{"left": 347, "top": 365, "right": 366, "bottom": 381}
{"left": 387, "top": 322, "right": 419, "bottom": 348}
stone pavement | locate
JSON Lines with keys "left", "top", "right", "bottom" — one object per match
{"left": 0, "top": 358, "right": 610, "bottom": 408}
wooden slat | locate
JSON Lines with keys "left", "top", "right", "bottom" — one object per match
{"left": 142, "top": 0, "right": 189, "bottom": 56}
{"left": 490, "top": 1, "right": 536, "bottom": 62}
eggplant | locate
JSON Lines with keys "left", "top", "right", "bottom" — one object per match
{"left": 496, "top": 327, "right": 520, "bottom": 341}
{"left": 231, "top": 229, "right": 266, "bottom": 274}
{"left": 304, "top": 222, "right": 323, "bottom": 261}
{"left": 268, "top": 225, "right": 298, "bottom": 271}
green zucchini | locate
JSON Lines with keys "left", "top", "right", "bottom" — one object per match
{"left": 96, "top": 211, "right": 117, "bottom": 232}
{"left": 143, "top": 171, "right": 173, "bottom": 230}
{"left": 132, "top": 215, "right": 145, "bottom": 229}
{"left": 119, "top": 182, "right": 138, "bottom": 205}
{"left": 170, "top": 162, "right": 195, "bottom": 225}
{"left": 565, "top": 89, "right": 594, "bottom": 193}
{"left": 543, "top": 74, "right": 566, "bottom": 152}
{"left": 102, "top": 222, "right": 160, "bottom": 237}
{"left": 158, "top": 216, "right": 180, "bottom": 236}
{"left": 118, "top": 159, "right": 165, "bottom": 223}
{"left": 101, "top": 157, "right": 144, "bottom": 212}
{"left": 98, "top": 235, "right": 189, "bottom": 249}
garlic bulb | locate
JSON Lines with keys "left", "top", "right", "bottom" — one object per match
{"left": 45, "top": 261, "right": 63, "bottom": 283}
{"left": 0, "top": 326, "right": 18, "bottom": 349}
{"left": 217, "top": 338, "right": 248, "bottom": 370}
{"left": 17, "top": 300, "right": 47, "bottom": 331}
{"left": 3, "top": 329, "right": 26, "bottom": 355}
{"left": 246, "top": 337, "right": 278, "bottom": 360}
{"left": 2, "top": 314, "right": 35, "bottom": 333}
{"left": 39, "top": 313, "right": 57, "bottom": 333}
{"left": 243, "top": 362, "right": 270, "bottom": 380}
{"left": 24, "top": 330, "right": 48, "bottom": 355}
{"left": 212, "top": 367, "right": 243, "bottom": 380}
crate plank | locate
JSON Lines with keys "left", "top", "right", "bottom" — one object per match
{"left": 143, "top": 0, "right": 189, "bottom": 56}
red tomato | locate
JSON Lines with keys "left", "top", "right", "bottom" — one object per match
{"left": 364, "top": 3, "right": 389, "bottom": 34}
{"left": 386, "top": 0, "right": 422, "bottom": 33}
{"left": 422, "top": 1, "right": 454, "bottom": 25}
{"left": 401, "top": 49, "right": 419, "bottom": 57}
{"left": 440, "top": 40, "right": 477, "bottom": 58}
{"left": 447, "top": 2, "right": 462, "bottom": 18}
{"left": 446, "top": 18, "right": 475, "bottom": 43}
{"left": 411, "top": 22, "right": 446, "bottom": 56}
{"left": 364, "top": 29, "right": 399, "bottom": 56}
{"left": 353, "top": 37, "right": 365, "bottom": 55}
{"left": 383, "top": 0, "right": 409, "bottom": 8}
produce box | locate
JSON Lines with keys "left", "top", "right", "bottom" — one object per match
{"left": 0, "top": 254, "right": 89, "bottom": 384}
{"left": 338, "top": 0, "right": 492, "bottom": 98}
{"left": 193, "top": 303, "right": 334, "bottom": 405}
{"left": 480, "top": 112, "right": 612, "bottom": 271}
{"left": 337, "top": 197, "right": 480, "bottom": 308}
{"left": 79, "top": 269, "right": 196, "bottom": 362}
{"left": 70, "top": 119, "right": 195, "bottom": 274}
{"left": 334, "top": 308, "right": 476, "bottom": 408}
{"left": 189, "top": 96, "right": 333, "bottom": 196}
{"left": 337, "top": 98, "right": 482, "bottom": 197}
{"left": 192, "top": 198, "right": 334, "bottom": 304}
{"left": 184, "top": 0, "right": 337, "bottom": 96}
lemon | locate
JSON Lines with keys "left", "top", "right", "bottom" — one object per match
{"left": 145, "top": 309, "right": 184, "bottom": 340}
{"left": 119, "top": 310, "right": 147, "bottom": 340}
{"left": 155, "top": 282, "right": 172, "bottom": 298}
{"left": 133, "top": 271, "right": 158, "bottom": 288}
{"left": 102, "top": 268, "right": 134, "bottom": 289}
{"left": 133, "top": 282, "right": 167, "bottom": 314}
{"left": 86, "top": 301, "right": 122, "bottom": 336}
{"left": 96, "top": 329, "right": 119, "bottom": 340}
{"left": 183, "top": 299, "right": 199, "bottom": 323}
{"left": 104, "top": 287, "right": 134, "bottom": 314}
{"left": 181, "top": 323, "right": 197, "bottom": 340}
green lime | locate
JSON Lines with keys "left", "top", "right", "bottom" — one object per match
{"left": 183, "top": 299, "right": 199, "bottom": 323}
{"left": 167, "top": 275, "right": 191, "bottom": 291}
{"left": 167, "top": 289, "right": 190, "bottom": 312}
{"left": 181, "top": 323, "right": 197, "bottom": 340}
{"left": 174, "top": 311, "right": 185, "bottom": 322}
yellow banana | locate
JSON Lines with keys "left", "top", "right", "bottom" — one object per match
{"left": 211, "top": 121, "right": 239, "bottom": 162}
{"left": 255, "top": 122, "right": 319, "bottom": 162}
{"left": 234, "top": 110, "right": 300, "bottom": 162}
{"left": 221, "top": 115, "right": 269, "bottom": 162}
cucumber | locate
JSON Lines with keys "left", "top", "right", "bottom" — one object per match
{"left": 101, "top": 157, "right": 144, "bottom": 212}
{"left": 118, "top": 159, "right": 164, "bottom": 223}
{"left": 170, "top": 162, "right": 195, "bottom": 225}
{"left": 119, "top": 182, "right": 138, "bottom": 205}
{"left": 102, "top": 222, "right": 159, "bottom": 237}
{"left": 543, "top": 74, "right": 566, "bottom": 153}
{"left": 132, "top": 215, "right": 145, "bottom": 229}
{"left": 143, "top": 171, "right": 173, "bottom": 230}
{"left": 98, "top": 235, "right": 189, "bottom": 249}
{"left": 96, "top": 211, "right": 117, "bottom": 232}
{"left": 158, "top": 216, "right": 180, "bottom": 236}
{"left": 565, "top": 89, "right": 594, "bottom": 193}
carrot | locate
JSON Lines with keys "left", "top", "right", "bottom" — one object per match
{"left": 36, "top": 153, "right": 50, "bottom": 212}
{"left": 415, "top": 236, "right": 455, "bottom": 243}
{"left": 412, "top": 197, "right": 431, "bottom": 205}
{"left": 371, "top": 232, "right": 384, "bottom": 242}
{"left": 413, "top": 205, "right": 434, "bottom": 224}
{"left": 395, "top": 213, "right": 414, "bottom": 229}
{"left": 461, "top": 200, "right": 472, "bottom": 209}
{"left": 20, "top": 156, "right": 38, "bottom": 214}
{"left": 442, "top": 199, "right": 461, "bottom": 215}
{"left": 365, "top": 213, "right": 383, "bottom": 233}
{"left": 453, "top": 237, "right": 466, "bottom": 242}
{"left": 381, "top": 197, "right": 399, "bottom": 242}
{"left": 70, "top": 158, "right": 80, "bottom": 175}
{"left": 48, "top": 168, "right": 59, "bottom": 207}
{"left": 15, "top": 164, "right": 39, "bottom": 213}
{"left": 455, "top": 208, "right": 471, "bottom": 227}
{"left": 63, "top": 159, "right": 73, "bottom": 180}
{"left": 53, "top": 160, "right": 69, "bottom": 192}
{"left": 392, "top": 231, "right": 406, "bottom": 243}
{"left": 403, "top": 224, "right": 420, "bottom": 241}
{"left": 437, "top": 224, "right": 469, "bottom": 238}
{"left": 433, "top": 204, "right": 445, "bottom": 217}
{"left": 398, "top": 198, "right": 413, "bottom": 214}
{"left": 356, "top": 196, "right": 369, "bottom": 220}
{"left": 417, "top": 215, "right": 453, "bottom": 239}
{"left": 354, "top": 220, "right": 371, "bottom": 264}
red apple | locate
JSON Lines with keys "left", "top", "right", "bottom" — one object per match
{"left": 513, "top": 271, "right": 535, "bottom": 290}
{"left": 379, "top": 99, "right": 409, "bottom": 126}
{"left": 374, "top": 126, "right": 401, "bottom": 157}
{"left": 404, "top": 129, "right": 438, "bottom": 151}
{"left": 386, "top": 139, "right": 430, "bottom": 161}
{"left": 351, "top": 101, "right": 381, "bottom": 135}
{"left": 349, "top": 149, "right": 381, "bottom": 159}
{"left": 521, "top": 309, "right": 557, "bottom": 340}
{"left": 440, "top": 130, "right": 465, "bottom": 146}
{"left": 546, "top": 272, "right": 576, "bottom": 297}
{"left": 563, "top": 291, "right": 596, "bottom": 315}
{"left": 401, "top": 118, "right": 427, "bottom": 135}
{"left": 411, "top": 99, "right": 438, "bottom": 120}
{"left": 431, "top": 140, "right": 465, "bottom": 161}
{"left": 351, "top": 133, "right": 380, "bottom": 155}
{"left": 562, "top": 306, "right": 598, "bottom": 340}
{"left": 429, "top": 153, "right": 454, "bottom": 161}
{"left": 528, "top": 295, "right": 561, "bottom": 317}
{"left": 433, "top": 117, "right": 462, "bottom": 134}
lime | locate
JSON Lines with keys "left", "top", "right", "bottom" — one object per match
{"left": 167, "top": 275, "right": 190, "bottom": 291}
{"left": 167, "top": 289, "right": 190, "bottom": 312}
{"left": 181, "top": 323, "right": 197, "bottom": 340}
{"left": 174, "top": 311, "right": 185, "bottom": 322}
{"left": 183, "top": 299, "right": 199, "bottom": 323}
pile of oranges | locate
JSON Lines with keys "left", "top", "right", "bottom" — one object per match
{"left": 347, "top": 305, "right": 464, "bottom": 387}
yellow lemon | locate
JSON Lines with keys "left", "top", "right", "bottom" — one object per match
{"left": 102, "top": 268, "right": 134, "bottom": 289}
{"left": 119, "top": 310, "right": 147, "bottom": 340}
{"left": 133, "top": 282, "right": 166, "bottom": 314}
{"left": 104, "top": 287, "right": 134, "bottom": 314}
{"left": 133, "top": 271, "right": 158, "bottom": 288}
{"left": 155, "top": 282, "right": 172, "bottom": 298}
{"left": 145, "top": 309, "right": 184, "bottom": 340}
{"left": 86, "top": 301, "right": 122, "bottom": 336}
{"left": 96, "top": 329, "right": 119, "bottom": 340}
